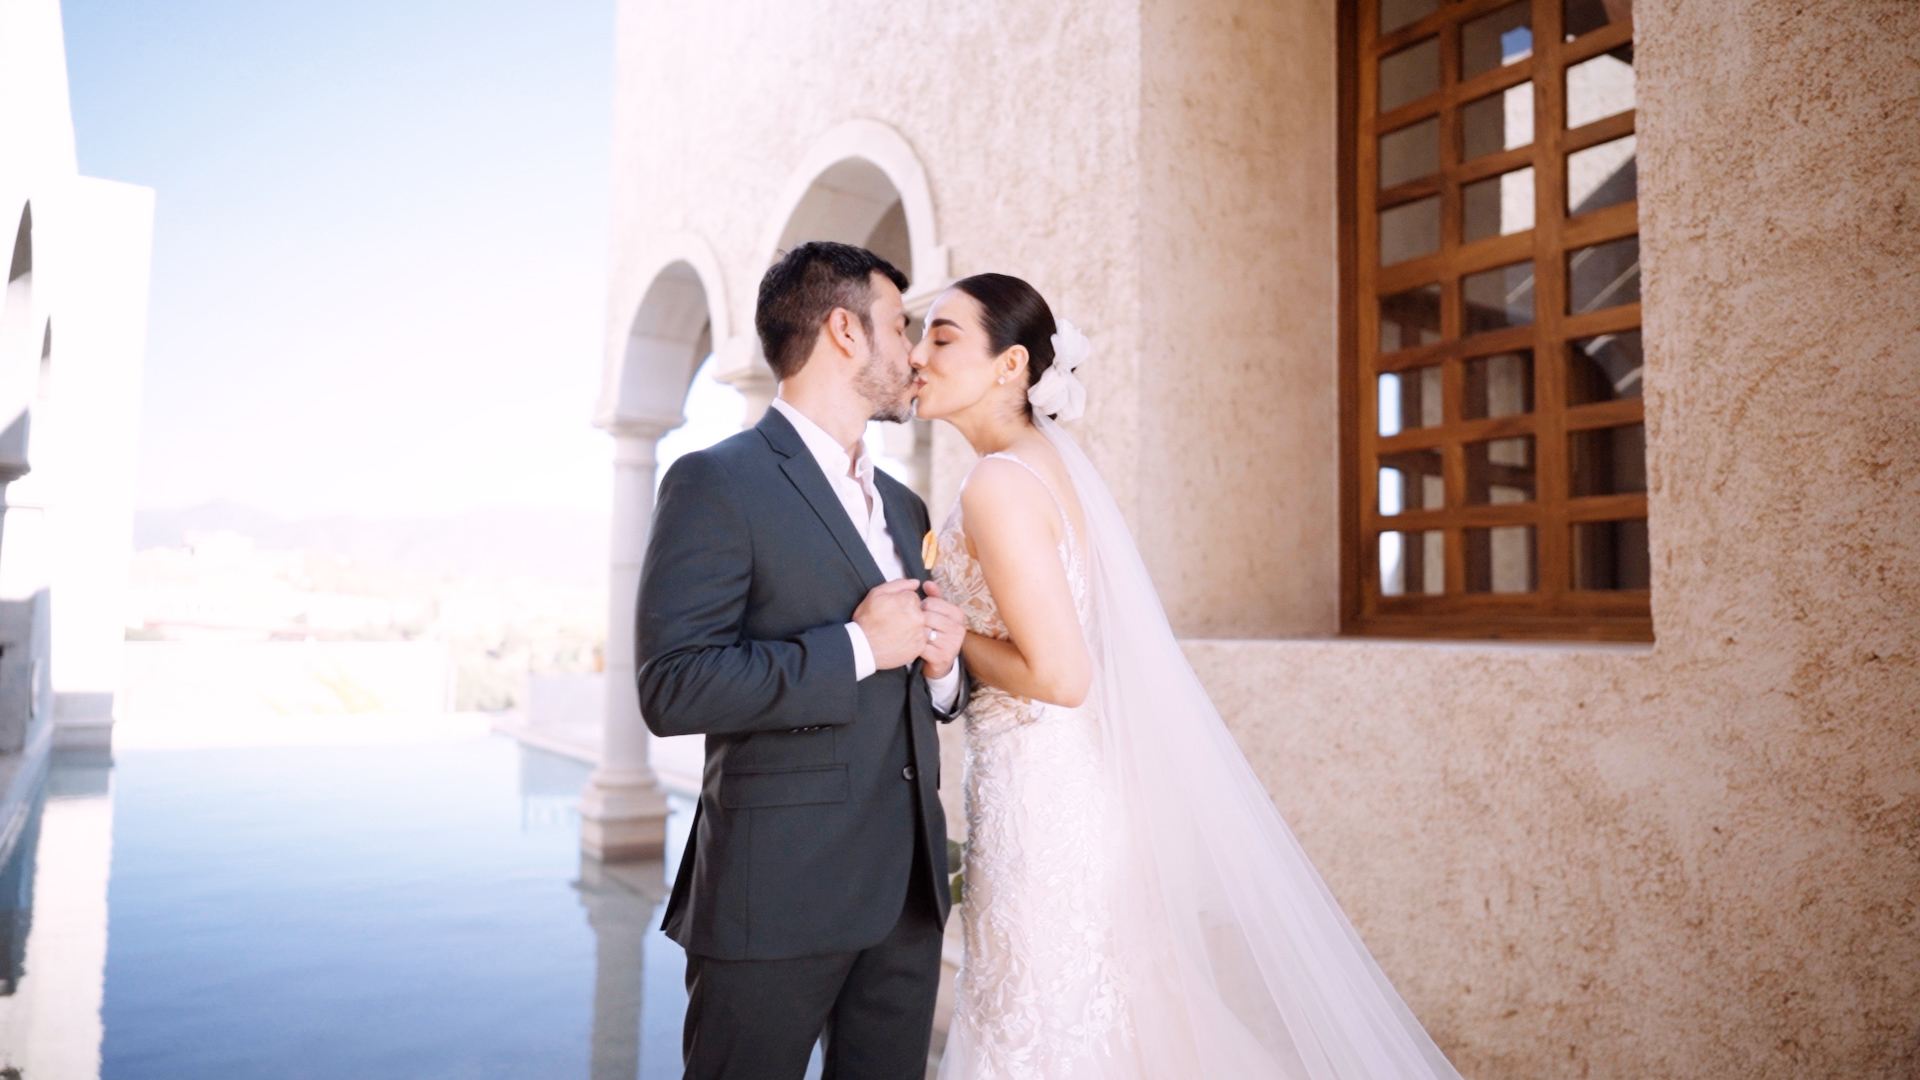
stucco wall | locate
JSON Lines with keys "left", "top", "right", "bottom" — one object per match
{"left": 610, "top": 0, "right": 1919, "bottom": 1075}
{"left": 609, "top": 0, "right": 1341, "bottom": 639}
{"left": 1138, "top": 0, "right": 1340, "bottom": 638}
{"left": 1187, "top": 3, "right": 1920, "bottom": 1077}
{"left": 610, "top": 0, "right": 1146, "bottom": 504}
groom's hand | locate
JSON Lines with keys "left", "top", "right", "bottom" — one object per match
{"left": 854, "top": 578, "right": 929, "bottom": 670}
{"left": 919, "top": 581, "right": 964, "bottom": 679}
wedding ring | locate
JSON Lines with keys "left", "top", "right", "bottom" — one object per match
{"left": 928, "top": 628, "right": 938, "bottom": 643}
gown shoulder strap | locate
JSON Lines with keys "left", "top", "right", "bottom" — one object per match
{"left": 981, "top": 452, "right": 1077, "bottom": 552}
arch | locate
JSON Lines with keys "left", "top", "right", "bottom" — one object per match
{"left": 753, "top": 121, "right": 949, "bottom": 498}
{"left": 7, "top": 203, "right": 30, "bottom": 282}
{"left": 584, "top": 236, "right": 732, "bottom": 861}
{"left": 0, "top": 203, "right": 37, "bottom": 480}
{"left": 37, "top": 318, "right": 52, "bottom": 401}
{"left": 755, "top": 119, "right": 950, "bottom": 301}
{"left": 597, "top": 231, "right": 729, "bottom": 435}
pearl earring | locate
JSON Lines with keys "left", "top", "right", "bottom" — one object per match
{"left": 996, "top": 376, "right": 1006, "bottom": 385}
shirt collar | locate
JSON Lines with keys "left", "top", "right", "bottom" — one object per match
{"left": 770, "top": 398, "right": 872, "bottom": 487}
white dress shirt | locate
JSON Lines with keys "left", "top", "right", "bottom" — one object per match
{"left": 770, "top": 398, "right": 962, "bottom": 712}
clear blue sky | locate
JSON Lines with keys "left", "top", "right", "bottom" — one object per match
{"left": 63, "top": 0, "right": 620, "bottom": 518}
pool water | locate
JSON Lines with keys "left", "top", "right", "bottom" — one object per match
{"left": 16, "top": 734, "right": 747, "bottom": 1080}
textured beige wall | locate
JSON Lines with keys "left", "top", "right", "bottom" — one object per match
{"left": 1138, "top": 0, "right": 1340, "bottom": 638}
{"left": 611, "top": 0, "right": 1145, "bottom": 506}
{"left": 1188, "top": 2, "right": 1920, "bottom": 1077}
{"left": 611, "top": 0, "right": 1335, "bottom": 639}
{"left": 611, "top": 0, "right": 1919, "bottom": 1075}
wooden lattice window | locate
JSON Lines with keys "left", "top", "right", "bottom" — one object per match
{"left": 1340, "top": 0, "right": 1648, "bottom": 641}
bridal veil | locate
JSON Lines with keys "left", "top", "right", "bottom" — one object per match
{"left": 1036, "top": 415, "right": 1463, "bottom": 1080}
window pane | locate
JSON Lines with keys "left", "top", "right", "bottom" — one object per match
{"left": 1379, "top": 450, "right": 1445, "bottom": 515}
{"left": 1380, "top": 284, "right": 1442, "bottom": 351}
{"left": 1569, "top": 423, "right": 1646, "bottom": 496}
{"left": 1465, "top": 526, "right": 1537, "bottom": 593}
{"left": 1567, "top": 329, "right": 1643, "bottom": 404}
{"left": 1571, "top": 519, "right": 1650, "bottom": 590}
{"left": 1566, "top": 51, "right": 1636, "bottom": 129}
{"left": 1377, "top": 365, "right": 1443, "bottom": 435}
{"left": 1380, "top": 196, "right": 1441, "bottom": 264}
{"left": 1464, "top": 351, "right": 1533, "bottom": 419}
{"left": 1461, "top": 1, "right": 1532, "bottom": 80}
{"left": 1381, "top": 0, "right": 1438, "bottom": 35}
{"left": 1463, "top": 167, "right": 1535, "bottom": 241}
{"left": 1380, "top": 37, "right": 1440, "bottom": 112}
{"left": 1463, "top": 260, "right": 1536, "bottom": 333}
{"left": 1567, "top": 235, "right": 1640, "bottom": 314}
{"left": 1564, "top": 0, "right": 1633, "bottom": 42}
{"left": 1568, "top": 134, "right": 1637, "bottom": 215}
{"left": 1466, "top": 436, "right": 1535, "bottom": 504}
{"left": 1380, "top": 529, "right": 1445, "bottom": 596}
{"left": 1462, "top": 83, "right": 1533, "bottom": 160}
{"left": 1379, "top": 117, "right": 1441, "bottom": 189}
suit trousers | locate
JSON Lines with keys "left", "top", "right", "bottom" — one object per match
{"left": 681, "top": 838, "right": 945, "bottom": 1080}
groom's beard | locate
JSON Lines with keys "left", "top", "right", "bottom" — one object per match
{"left": 856, "top": 346, "right": 915, "bottom": 424}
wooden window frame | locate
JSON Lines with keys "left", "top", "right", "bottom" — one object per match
{"left": 1338, "top": 0, "right": 1651, "bottom": 642}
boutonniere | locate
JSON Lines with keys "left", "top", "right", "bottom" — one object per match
{"left": 922, "top": 529, "right": 939, "bottom": 568}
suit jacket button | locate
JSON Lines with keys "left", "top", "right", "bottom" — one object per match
{"left": 901, "top": 765, "right": 916, "bottom": 781}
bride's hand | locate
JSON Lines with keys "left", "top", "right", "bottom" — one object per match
{"left": 919, "top": 581, "right": 965, "bottom": 678}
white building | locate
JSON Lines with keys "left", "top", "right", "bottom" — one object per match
{"left": 0, "top": 0, "right": 152, "bottom": 839}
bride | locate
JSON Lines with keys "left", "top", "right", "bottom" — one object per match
{"left": 910, "top": 274, "right": 1464, "bottom": 1080}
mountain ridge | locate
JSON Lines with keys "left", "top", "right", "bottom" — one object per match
{"left": 135, "top": 501, "right": 611, "bottom": 586}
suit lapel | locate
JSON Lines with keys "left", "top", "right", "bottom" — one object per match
{"left": 760, "top": 408, "right": 889, "bottom": 592}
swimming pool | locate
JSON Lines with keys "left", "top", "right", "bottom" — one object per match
{"left": 4, "top": 734, "right": 728, "bottom": 1079}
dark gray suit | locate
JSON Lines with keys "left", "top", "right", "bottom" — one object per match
{"left": 636, "top": 406, "right": 961, "bottom": 1079}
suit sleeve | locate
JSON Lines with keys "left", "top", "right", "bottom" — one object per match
{"left": 635, "top": 452, "right": 859, "bottom": 737}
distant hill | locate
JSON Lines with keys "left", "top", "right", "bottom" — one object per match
{"left": 135, "top": 501, "right": 611, "bottom": 586}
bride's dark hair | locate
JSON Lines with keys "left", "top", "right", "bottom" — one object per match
{"left": 951, "top": 273, "right": 1057, "bottom": 420}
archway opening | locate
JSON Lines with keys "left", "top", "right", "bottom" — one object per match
{"left": 616, "top": 260, "right": 714, "bottom": 427}
{"left": 617, "top": 259, "right": 750, "bottom": 493}
{"left": 6, "top": 204, "right": 29, "bottom": 283}
{"left": 1, "top": 204, "right": 38, "bottom": 479}
{"left": 654, "top": 354, "right": 745, "bottom": 494}
{"left": 773, "top": 158, "right": 931, "bottom": 498}
{"left": 585, "top": 258, "right": 730, "bottom": 848}
{"left": 776, "top": 158, "right": 914, "bottom": 282}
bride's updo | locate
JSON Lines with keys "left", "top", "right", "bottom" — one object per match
{"left": 950, "top": 273, "right": 1057, "bottom": 420}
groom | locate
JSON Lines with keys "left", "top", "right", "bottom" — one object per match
{"left": 636, "top": 241, "right": 967, "bottom": 1080}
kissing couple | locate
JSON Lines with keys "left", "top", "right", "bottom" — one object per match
{"left": 636, "top": 241, "right": 1465, "bottom": 1080}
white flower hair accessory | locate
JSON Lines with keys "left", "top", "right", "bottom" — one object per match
{"left": 1028, "top": 318, "right": 1090, "bottom": 422}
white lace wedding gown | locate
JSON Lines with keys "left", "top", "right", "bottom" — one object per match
{"left": 930, "top": 428, "right": 1465, "bottom": 1080}
{"left": 932, "top": 453, "right": 1133, "bottom": 1080}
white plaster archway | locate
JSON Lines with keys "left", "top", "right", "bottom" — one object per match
{"left": 741, "top": 120, "right": 951, "bottom": 497}
{"left": 754, "top": 118, "right": 950, "bottom": 302}
{"left": 597, "top": 231, "right": 732, "bottom": 435}
{"left": 582, "top": 235, "right": 730, "bottom": 862}
{"left": 0, "top": 202, "right": 38, "bottom": 485}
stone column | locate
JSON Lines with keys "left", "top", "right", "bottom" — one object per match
{"left": 576, "top": 858, "right": 662, "bottom": 1080}
{"left": 580, "top": 419, "right": 675, "bottom": 861}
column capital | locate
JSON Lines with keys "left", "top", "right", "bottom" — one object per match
{"left": 599, "top": 413, "right": 682, "bottom": 442}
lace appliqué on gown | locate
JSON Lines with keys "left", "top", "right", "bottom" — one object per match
{"left": 932, "top": 454, "right": 1133, "bottom": 1080}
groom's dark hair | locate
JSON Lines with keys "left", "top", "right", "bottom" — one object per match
{"left": 756, "top": 241, "right": 909, "bottom": 380}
